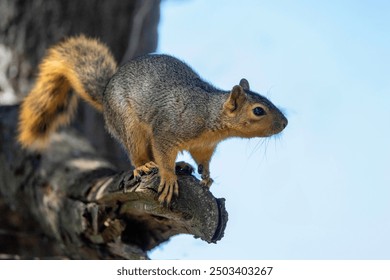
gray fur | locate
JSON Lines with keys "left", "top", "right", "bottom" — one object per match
{"left": 102, "top": 54, "right": 285, "bottom": 149}
{"left": 103, "top": 55, "right": 228, "bottom": 141}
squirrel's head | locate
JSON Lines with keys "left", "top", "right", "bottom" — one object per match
{"left": 222, "top": 78, "right": 288, "bottom": 138}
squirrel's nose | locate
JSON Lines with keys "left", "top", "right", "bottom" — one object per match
{"left": 282, "top": 118, "right": 288, "bottom": 129}
{"left": 272, "top": 116, "right": 288, "bottom": 134}
{"left": 281, "top": 116, "right": 288, "bottom": 129}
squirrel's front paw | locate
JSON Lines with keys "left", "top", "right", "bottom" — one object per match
{"left": 158, "top": 175, "right": 179, "bottom": 205}
{"left": 198, "top": 164, "right": 213, "bottom": 188}
{"left": 200, "top": 177, "right": 214, "bottom": 188}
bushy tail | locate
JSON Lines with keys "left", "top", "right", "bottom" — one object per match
{"left": 18, "top": 35, "right": 117, "bottom": 150}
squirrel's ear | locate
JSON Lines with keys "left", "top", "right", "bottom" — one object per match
{"left": 224, "top": 85, "right": 246, "bottom": 114}
{"left": 239, "top": 78, "right": 250, "bottom": 91}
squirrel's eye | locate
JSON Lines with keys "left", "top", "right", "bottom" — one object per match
{"left": 253, "top": 107, "right": 266, "bottom": 116}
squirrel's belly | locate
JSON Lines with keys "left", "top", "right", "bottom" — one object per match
{"left": 179, "top": 130, "right": 223, "bottom": 151}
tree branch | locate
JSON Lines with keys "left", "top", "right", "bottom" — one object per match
{"left": 0, "top": 105, "right": 228, "bottom": 259}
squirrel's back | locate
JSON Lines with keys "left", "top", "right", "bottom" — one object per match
{"left": 103, "top": 54, "right": 224, "bottom": 140}
{"left": 107, "top": 54, "right": 218, "bottom": 101}
{"left": 18, "top": 36, "right": 117, "bottom": 150}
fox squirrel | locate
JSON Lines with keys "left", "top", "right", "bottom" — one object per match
{"left": 18, "top": 35, "right": 288, "bottom": 205}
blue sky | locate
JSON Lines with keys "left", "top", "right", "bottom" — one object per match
{"left": 150, "top": 0, "right": 390, "bottom": 259}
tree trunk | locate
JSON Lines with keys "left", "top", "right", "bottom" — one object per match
{"left": 0, "top": 0, "right": 160, "bottom": 169}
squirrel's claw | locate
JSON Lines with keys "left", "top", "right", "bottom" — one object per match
{"left": 200, "top": 177, "right": 214, "bottom": 188}
{"left": 158, "top": 177, "right": 179, "bottom": 205}
{"left": 133, "top": 161, "right": 158, "bottom": 179}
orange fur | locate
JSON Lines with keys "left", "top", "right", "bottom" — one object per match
{"left": 18, "top": 36, "right": 116, "bottom": 150}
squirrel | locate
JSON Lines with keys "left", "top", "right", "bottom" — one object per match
{"left": 18, "top": 35, "right": 288, "bottom": 205}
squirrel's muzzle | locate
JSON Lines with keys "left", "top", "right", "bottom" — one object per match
{"left": 271, "top": 114, "right": 288, "bottom": 135}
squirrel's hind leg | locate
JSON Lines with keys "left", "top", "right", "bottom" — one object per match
{"left": 151, "top": 141, "right": 179, "bottom": 205}
{"left": 122, "top": 125, "right": 157, "bottom": 179}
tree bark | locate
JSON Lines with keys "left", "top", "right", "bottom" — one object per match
{"left": 0, "top": 105, "right": 228, "bottom": 259}
{"left": 0, "top": 0, "right": 160, "bottom": 170}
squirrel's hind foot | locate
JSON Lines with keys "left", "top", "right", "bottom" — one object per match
{"left": 158, "top": 174, "right": 179, "bottom": 205}
{"left": 133, "top": 161, "right": 158, "bottom": 179}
